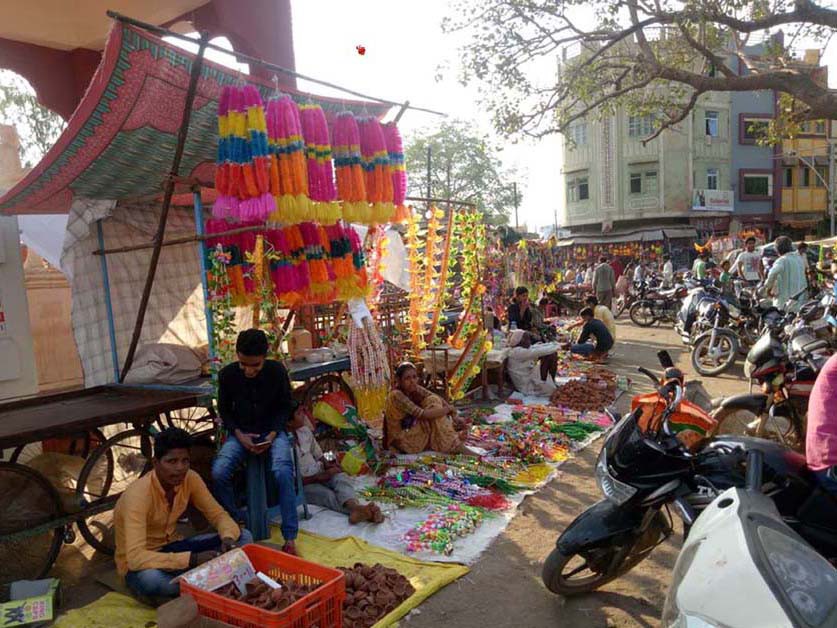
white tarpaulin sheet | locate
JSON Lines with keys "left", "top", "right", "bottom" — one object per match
{"left": 19, "top": 213, "right": 68, "bottom": 271}
{"left": 61, "top": 198, "right": 208, "bottom": 386}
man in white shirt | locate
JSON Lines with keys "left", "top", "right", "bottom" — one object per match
{"left": 506, "top": 330, "right": 560, "bottom": 396}
{"left": 731, "top": 237, "right": 764, "bottom": 284}
{"left": 662, "top": 255, "right": 674, "bottom": 287}
{"left": 633, "top": 261, "right": 645, "bottom": 285}
{"left": 765, "top": 236, "right": 808, "bottom": 312}
{"left": 289, "top": 403, "right": 383, "bottom": 524}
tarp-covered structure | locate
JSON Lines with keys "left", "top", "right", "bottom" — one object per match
{"left": 0, "top": 23, "right": 390, "bottom": 386}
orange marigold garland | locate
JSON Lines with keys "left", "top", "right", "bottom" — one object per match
{"left": 300, "top": 104, "right": 342, "bottom": 224}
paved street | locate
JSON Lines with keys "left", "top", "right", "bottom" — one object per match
{"left": 408, "top": 317, "right": 749, "bottom": 628}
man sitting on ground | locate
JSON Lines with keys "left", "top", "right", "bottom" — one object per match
{"left": 569, "top": 307, "right": 614, "bottom": 360}
{"left": 289, "top": 402, "right": 384, "bottom": 524}
{"left": 507, "top": 329, "right": 560, "bottom": 396}
{"left": 114, "top": 428, "right": 252, "bottom": 599}
{"left": 566, "top": 296, "right": 616, "bottom": 344}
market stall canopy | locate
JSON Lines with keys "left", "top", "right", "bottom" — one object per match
{"left": 564, "top": 228, "right": 667, "bottom": 245}
{"left": 663, "top": 227, "right": 699, "bottom": 240}
{"left": 0, "top": 22, "right": 390, "bottom": 216}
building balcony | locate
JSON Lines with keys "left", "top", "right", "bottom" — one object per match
{"left": 781, "top": 187, "right": 827, "bottom": 213}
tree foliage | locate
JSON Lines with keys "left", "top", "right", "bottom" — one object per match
{"left": 0, "top": 71, "right": 66, "bottom": 168}
{"left": 405, "top": 120, "right": 519, "bottom": 225}
{"left": 445, "top": 0, "right": 837, "bottom": 142}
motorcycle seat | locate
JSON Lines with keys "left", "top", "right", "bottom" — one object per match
{"left": 658, "top": 288, "right": 679, "bottom": 298}
{"left": 710, "top": 393, "right": 768, "bottom": 414}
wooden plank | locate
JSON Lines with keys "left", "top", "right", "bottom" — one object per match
{"left": 0, "top": 386, "right": 203, "bottom": 449}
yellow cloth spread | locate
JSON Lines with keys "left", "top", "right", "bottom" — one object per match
{"left": 55, "top": 530, "right": 469, "bottom": 628}
{"left": 270, "top": 528, "right": 470, "bottom": 628}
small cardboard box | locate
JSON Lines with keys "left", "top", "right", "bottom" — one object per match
{"left": 0, "top": 579, "right": 60, "bottom": 627}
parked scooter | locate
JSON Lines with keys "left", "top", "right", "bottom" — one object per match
{"left": 542, "top": 354, "right": 837, "bottom": 597}
{"left": 662, "top": 451, "right": 837, "bottom": 628}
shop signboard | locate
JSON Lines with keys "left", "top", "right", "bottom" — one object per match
{"left": 692, "top": 189, "right": 734, "bottom": 212}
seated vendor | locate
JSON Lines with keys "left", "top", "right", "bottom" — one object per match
{"left": 384, "top": 362, "right": 472, "bottom": 455}
{"left": 507, "top": 329, "right": 560, "bottom": 396}
{"left": 567, "top": 295, "right": 616, "bottom": 343}
{"left": 569, "top": 307, "right": 614, "bottom": 360}
{"left": 114, "top": 428, "right": 252, "bottom": 599}
{"left": 506, "top": 286, "right": 534, "bottom": 331}
{"left": 289, "top": 402, "right": 384, "bottom": 524}
{"left": 210, "top": 329, "right": 298, "bottom": 555}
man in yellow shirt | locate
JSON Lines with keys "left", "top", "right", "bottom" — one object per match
{"left": 114, "top": 428, "right": 252, "bottom": 599}
{"left": 565, "top": 295, "right": 617, "bottom": 346}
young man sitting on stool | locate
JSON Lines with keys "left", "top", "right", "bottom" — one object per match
{"left": 211, "top": 329, "right": 298, "bottom": 554}
{"left": 114, "top": 428, "right": 252, "bottom": 600}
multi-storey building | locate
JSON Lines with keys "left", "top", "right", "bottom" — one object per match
{"left": 560, "top": 40, "right": 834, "bottom": 238}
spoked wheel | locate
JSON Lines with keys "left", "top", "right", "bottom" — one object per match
{"left": 301, "top": 373, "right": 356, "bottom": 408}
{"left": 691, "top": 332, "right": 738, "bottom": 376}
{"left": 75, "top": 429, "right": 152, "bottom": 554}
{"left": 158, "top": 405, "right": 217, "bottom": 436}
{"left": 9, "top": 428, "right": 107, "bottom": 465}
{"left": 629, "top": 301, "right": 657, "bottom": 327}
{"left": 0, "top": 462, "right": 64, "bottom": 585}
{"left": 713, "top": 408, "right": 760, "bottom": 437}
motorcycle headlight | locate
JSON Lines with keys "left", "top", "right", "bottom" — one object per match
{"left": 758, "top": 525, "right": 837, "bottom": 626}
{"left": 595, "top": 448, "right": 637, "bottom": 505}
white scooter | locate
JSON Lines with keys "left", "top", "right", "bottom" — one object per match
{"left": 662, "top": 451, "right": 837, "bottom": 628}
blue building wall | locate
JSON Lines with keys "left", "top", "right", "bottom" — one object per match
{"left": 730, "top": 48, "right": 777, "bottom": 223}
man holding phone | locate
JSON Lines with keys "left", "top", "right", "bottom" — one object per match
{"left": 211, "top": 329, "right": 298, "bottom": 554}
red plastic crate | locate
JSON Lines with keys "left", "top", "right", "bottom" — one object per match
{"left": 180, "top": 544, "right": 345, "bottom": 628}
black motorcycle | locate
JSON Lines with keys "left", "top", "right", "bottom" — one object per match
{"left": 629, "top": 283, "right": 688, "bottom": 327}
{"left": 542, "top": 355, "right": 837, "bottom": 596}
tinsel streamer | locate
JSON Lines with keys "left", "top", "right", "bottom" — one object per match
{"left": 357, "top": 116, "right": 395, "bottom": 223}
{"left": 466, "top": 493, "right": 511, "bottom": 510}
{"left": 383, "top": 122, "right": 409, "bottom": 222}
{"left": 214, "top": 85, "right": 273, "bottom": 219}
{"left": 333, "top": 112, "right": 368, "bottom": 222}
{"left": 424, "top": 207, "right": 454, "bottom": 346}
{"left": 266, "top": 95, "right": 310, "bottom": 223}
{"left": 405, "top": 208, "right": 429, "bottom": 353}
{"left": 299, "top": 104, "right": 341, "bottom": 223}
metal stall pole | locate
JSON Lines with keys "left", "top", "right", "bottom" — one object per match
{"left": 193, "top": 189, "right": 216, "bottom": 368}
{"left": 96, "top": 220, "right": 121, "bottom": 383}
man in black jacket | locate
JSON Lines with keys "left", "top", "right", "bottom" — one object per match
{"left": 210, "top": 329, "right": 298, "bottom": 554}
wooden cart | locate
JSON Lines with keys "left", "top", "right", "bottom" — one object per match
{"left": 0, "top": 385, "right": 211, "bottom": 585}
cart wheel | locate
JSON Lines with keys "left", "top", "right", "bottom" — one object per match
{"left": 302, "top": 373, "right": 356, "bottom": 408}
{"left": 75, "top": 429, "right": 152, "bottom": 555}
{"left": 159, "top": 405, "right": 217, "bottom": 434}
{"left": 0, "top": 462, "right": 64, "bottom": 585}
{"left": 9, "top": 428, "right": 107, "bottom": 465}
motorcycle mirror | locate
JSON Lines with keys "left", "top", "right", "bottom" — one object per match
{"left": 657, "top": 350, "right": 675, "bottom": 369}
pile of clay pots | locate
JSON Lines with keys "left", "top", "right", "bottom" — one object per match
{"left": 338, "top": 563, "right": 415, "bottom": 628}
{"left": 214, "top": 577, "right": 320, "bottom": 612}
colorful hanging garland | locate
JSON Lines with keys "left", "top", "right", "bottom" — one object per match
{"left": 333, "top": 112, "right": 369, "bottom": 223}
{"left": 266, "top": 95, "right": 311, "bottom": 223}
{"left": 357, "top": 116, "right": 395, "bottom": 224}
{"left": 299, "top": 104, "right": 342, "bottom": 224}
{"left": 214, "top": 85, "right": 274, "bottom": 220}
{"left": 382, "top": 122, "right": 410, "bottom": 222}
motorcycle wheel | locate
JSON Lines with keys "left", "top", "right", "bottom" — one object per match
{"left": 691, "top": 332, "right": 739, "bottom": 376}
{"left": 712, "top": 408, "right": 760, "bottom": 437}
{"left": 541, "top": 547, "right": 622, "bottom": 596}
{"left": 629, "top": 301, "right": 657, "bottom": 327}
{"left": 712, "top": 407, "right": 804, "bottom": 451}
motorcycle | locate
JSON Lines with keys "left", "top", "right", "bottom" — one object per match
{"left": 662, "top": 451, "right": 837, "bottom": 628}
{"left": 711, "top": 306, "right": 830, "bottom": 450}
{"left": 629, "top": 283, "right": 688, "bottom": 327}
{"left": 542, "top": 353, "right": 837, "bottom": 597}
{"left": 689, "top": 285, "right": 764, "bottom": 377}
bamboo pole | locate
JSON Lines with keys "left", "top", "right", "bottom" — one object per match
{"left": 119, "top": 33, "right": 210, "bottom": 382}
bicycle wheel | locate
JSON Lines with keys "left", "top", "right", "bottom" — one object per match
{"left": 10, "top": 428, "right": 107, "bottom": 465}
{"left": 159, "top": 405, "right": 217, "bottom": 435}
{"left": 0, "top": 462, "right": 64, "bottom": 585}
{"left": 302, "top": 373, "right": 356, "bottom": 407}
{"left": 75, "top": 428, "right": 152, "bottom": 554}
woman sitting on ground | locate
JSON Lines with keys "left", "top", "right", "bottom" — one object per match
{"left": 384, "top": 362, "right": 471, "bottom": 454}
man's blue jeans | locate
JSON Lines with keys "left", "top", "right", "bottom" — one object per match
{"left": 815, "top": 469, "right": 837, "bottom": 495}
{"left": 124, "top": 529, "right": 254, "bottom": 598}
{"left": 571, "top": 342, "right": 595, "bottom": 356}
{"left": 211, "top": 432, "right": 299, "bottom": 542}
